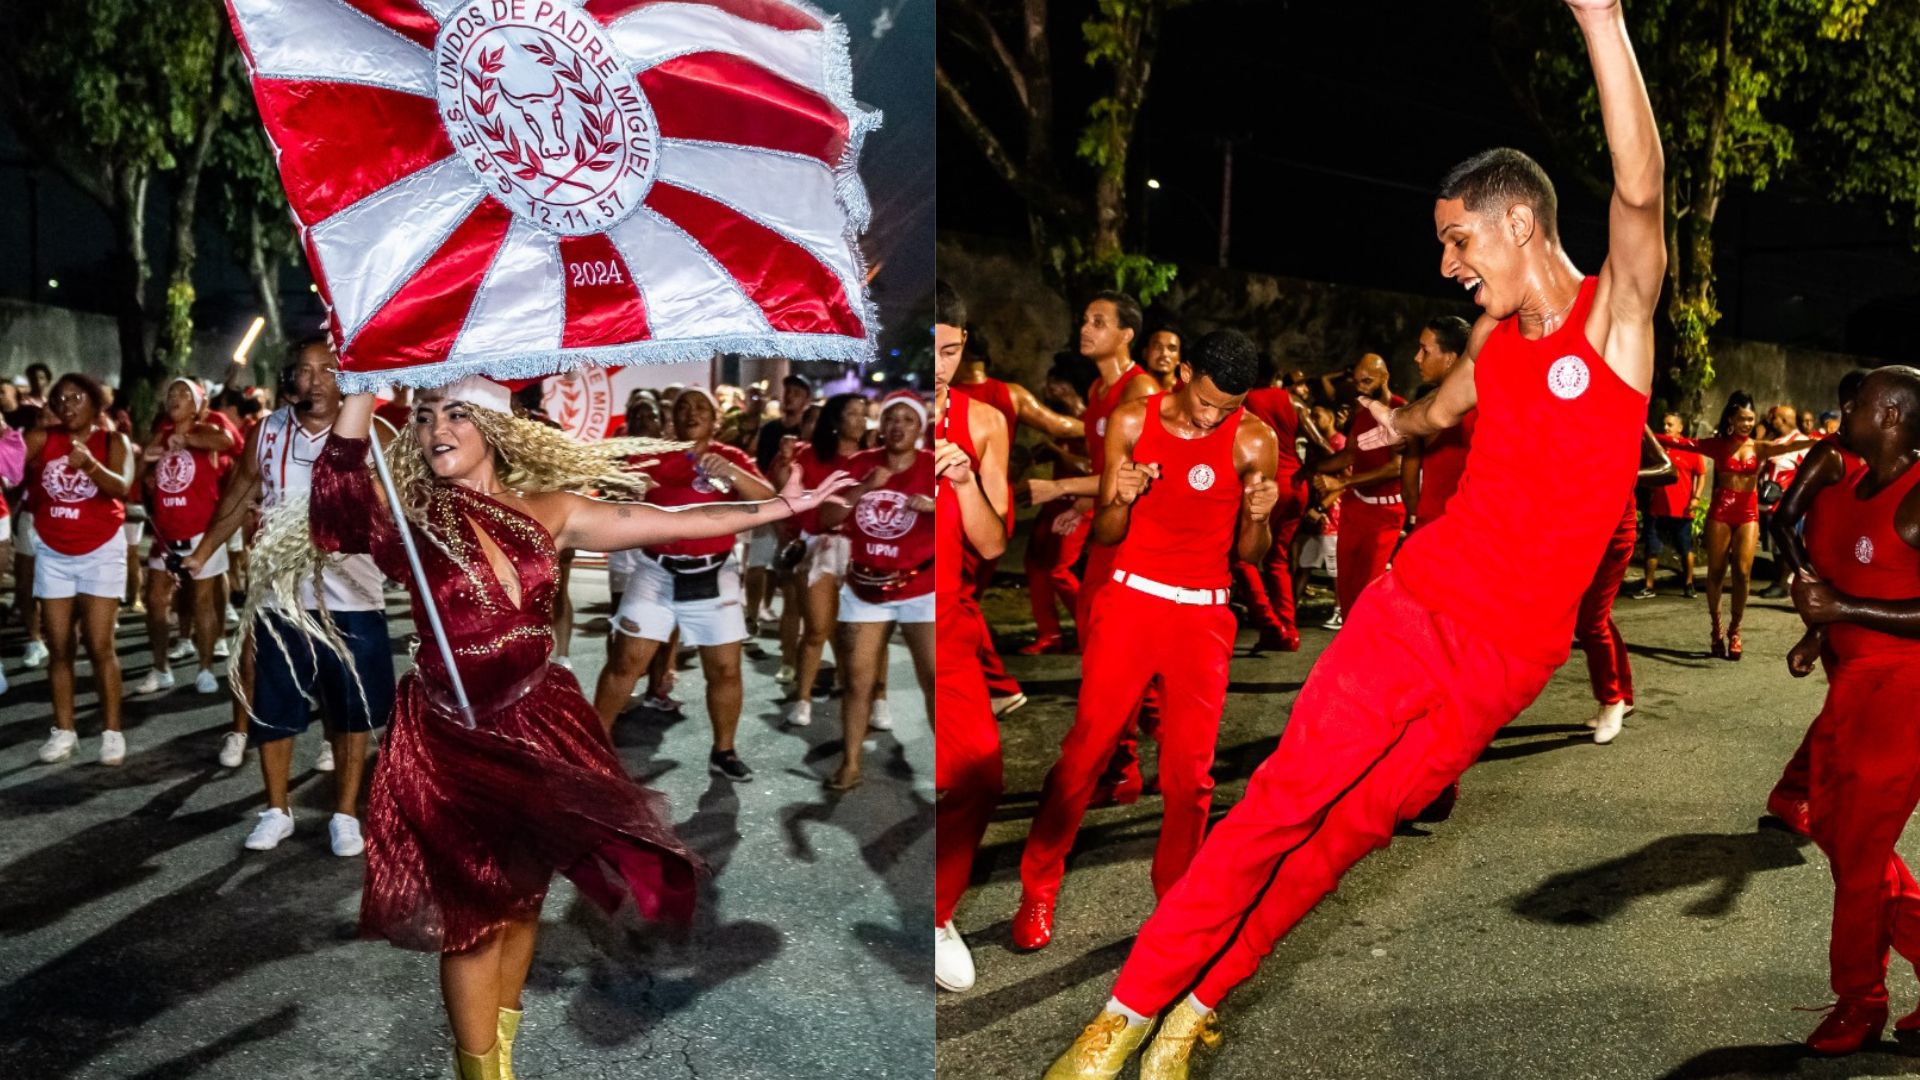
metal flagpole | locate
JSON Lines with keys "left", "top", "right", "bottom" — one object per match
{"left": 367, "top": 435, "right": 478, "bottom": 729}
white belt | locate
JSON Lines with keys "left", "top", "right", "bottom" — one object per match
{"left": 1352, "top": 491, "right": 1403, "bottom": 506}
{"left": 1112, "top": 569, "right": 1228, "bottom": 606}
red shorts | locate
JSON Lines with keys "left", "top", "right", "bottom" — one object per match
{"left": 1709, "top": 487, "right": 1758, "bottom": 526}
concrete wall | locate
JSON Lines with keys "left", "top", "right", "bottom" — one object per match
{"left": 938, "top": 233, "right": 1876, "bottom": 428}
{"left": 0, "top": 299, "right": 236, "bottom": 388}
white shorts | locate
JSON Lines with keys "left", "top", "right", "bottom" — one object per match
{"left": 227, "top": 530, "right": 245, "bottom": 554}
{"left": 837, "top": 582, "right": 934, "bottom": 625}
{"left": 806, "top": 532, "right": 850, "bottom": 586}
{"left": 123, "top": 520, "right": 146, "bottom": 546}
{"left": 34, "top": 532, "right": 130, "bottom": 600}
{"left": 1299, "top": 534, "right": 1338, "bottom": 574}
{"left": 606, "top": 547, "right": 645, "bottom": 594}
{"left": 745, "top": 524, "right": 779, "bottom": 569}
{"left": 147, "top": 533, "right": 229, "bottom": 580}
{"left": 613, "top": 554, "right": 747, "bottom": 647}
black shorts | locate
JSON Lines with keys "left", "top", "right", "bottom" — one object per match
{"left": 1646, "top": 515, "right": 1695, "bottom": 558}
{"left": 249, "top": 609, "right": 396, "bottom": 745}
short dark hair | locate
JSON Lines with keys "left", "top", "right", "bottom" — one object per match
{"left": 935, "top": 278, "right": 967, "bottom": 329}
{"left": 782, "top": 374, "right": 813, "bottom": 394}
{"left": 287, "top": 334, "right": 332, "bottom": 366}
{"left": 1187, "top": 330, "right": 1259, "bottom": 397}
{"left": 25, "top": 362, "right": 51, "bottom": 380}
{"left": 1087, "top": 290, "right": 1144, "bottom": 345}
{"left": 962, "top": 323, "right": 991, "bottom": 367}
{"left": 1146, "top": 322, "right": 1183, "bottom": 345}
{"left": 1439, "top": 147, "right": 1559, "bottom": 243}
{"left": 49, "top": 372, "right": 107, "bottom": 414}
{"left": 1424, "top": 315, "right": 1471, "bottom": 357}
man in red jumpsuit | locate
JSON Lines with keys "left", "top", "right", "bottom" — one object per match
{"left": 932, "top": 281, "right": 1010, "bottom": 994}
{"left": 1012, "top": 331, "right": 1280, "bottom": 951}
{"left": 1042, "top": 3, "right": 1664, "bottom": 1074}
{"left": 1769, "top": 366, "right": 1920, "bottom": 1054}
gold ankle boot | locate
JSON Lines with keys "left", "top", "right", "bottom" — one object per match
{"left": 1139, "top": 999, "right": 1222, "bottom": 1080}
{"left": 453, "top": 1041, "right": 503, "bottom": 1080}
{"left": 497, "top": 1008, "right": 522, "bottom": 1080}
{"left": 1042, "top": 1010, "right": 1155, "bottom": 1079}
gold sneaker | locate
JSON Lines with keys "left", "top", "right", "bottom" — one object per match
{"left": 497, "top": 1008, "right": 523, "bottom": 1080}
{"left": 453, "top": 1041, "right": 503, "bottom": 1080}
{"left": 1042, "top": 1010, "right": 1155, "bottom": 1079}
{"left": 1139, "top": 999, "right": 1222, "bottom": 1080}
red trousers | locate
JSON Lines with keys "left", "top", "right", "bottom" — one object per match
{"left": 1809, "top": 654, "right": 1920, "bottom": 1002}
{"left": 1334, "top": 495, "right": 1402, "bottom": 617}
{"left": 1077, "top": 544, "right": 1153, "bottom": 779}
{"left": 1112, "top": 572, "right": 1555, "bottom": 1011}
{"left": 1026, "top": 500, "right": 1092, "bottom": 641}
{"left": 966, "top": 552, "right": 1021, "bottom": 699}
{"left": 1234, "top": 483, "right": 1307, "bottom": 637}
{"left": 1774, "top": 723, "right": 1815, "bottom": 806}
{"left": 935, "top": 599, "right": 1003, "bottom": 926}
{"left": 1022, "top": 583, "right": 1236, "bottom": 900}
{"left": 1574, "top": 513, "right": 1637, "bottom": 706}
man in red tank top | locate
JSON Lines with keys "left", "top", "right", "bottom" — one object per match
{"left": 1233, "top": 380, "right": 1308, "bottom": 651}
{"left": 1309, "top": 353, "right": 1405, "bottom": 623}
{"left": 1020, "top": 355, "right": 1099, "bottom": 654}
{"left": 933, "top": 282, "right": 1011, "bottom": 995}
{"left": 1767, "top": 367, "right": 1920, "bottom": 1053}
{"left": 953, "top": 326, "right": 1085, "bottom": 706}
{"left": 1045, "top": 6, "right": 1665, "bottom": 1073}
{"left": 1400, "top": 317, "right": 1476, "bottom": 531}
{"left": 1012, "top": 330, "right": 1281, "bottom": 953}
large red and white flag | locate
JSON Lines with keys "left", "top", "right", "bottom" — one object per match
{"left": 224, "top": 0, "right": 880, "bottom": 392}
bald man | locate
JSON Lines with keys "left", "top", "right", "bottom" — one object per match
{"left": 1310, "top": 354, "right": 1405, "bottom": 623}
{"left": 1770, "top": 366, "right": 1920, "bottom": 1054}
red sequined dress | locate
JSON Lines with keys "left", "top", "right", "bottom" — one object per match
{"left": 311, "top": 435, "right": 699, "bottom": 953}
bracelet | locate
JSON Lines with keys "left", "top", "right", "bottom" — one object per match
{"left": 777, "top": 495, "right": 796, "bottom": 516}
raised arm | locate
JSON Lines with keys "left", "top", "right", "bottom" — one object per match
{"left": 1638, "top": 425, "right": 1675, "bottom": 482}
{"left": 1370, "top": 318, "right": 1493, "bottom": 445}
{"left": 1574, "top": 0, "right": 1666, "bottom": 392}
{"left": 554, "top": 464, "right": 853, "bottom": 555}
{"left": 1009, "top": 382, "right": 1085, "bottom": 440}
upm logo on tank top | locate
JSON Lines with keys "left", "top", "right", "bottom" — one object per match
{"left": 1187, "top": 464, "right": 1216, "bottom": 491}
{"left": 41, "top": 459, "right": 97, "bottom": 517}
{"left": 156, "top": 450, "right": 196, "bottom": 496}
{"left": 855, "top": 490, "right": 918, "bottom": 556}
{"left": 1546, "top": 355, "right": 1591, "bottom": 400}
{"left": 1857, "top": 536, "right": 1875, "bottom": 564}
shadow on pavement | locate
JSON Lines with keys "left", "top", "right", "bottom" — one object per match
{"left": 934, "top": 935, "right": 1136, "bottom": 1040}
{"left": 1513, "top": 829, "right": 1811, "bottom": 925}
{"left": 1653, "top": 1037, "right": 1920, "bottom": 1078}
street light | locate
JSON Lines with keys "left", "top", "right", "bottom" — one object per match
{"left": 46, "top": 279, "right": 58, "bottom": 289}
{"left": 232, "top": 316, "right": 266, "bottom": 366}
{"left": 1146, "top": 178, "right": 1161, "bottom": 190}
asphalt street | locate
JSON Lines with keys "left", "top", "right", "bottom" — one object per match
{"left": 0, "top": 565, "right": 933, "bottom": 1080}
{"left": 940, "top": 571, "right": 1920, "bottom": 1080}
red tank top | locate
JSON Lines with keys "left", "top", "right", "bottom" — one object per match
{"left": 1806, "top": 454, "right": 1920, "bottom": 662}
{"left": 633, "top": 442, "right": 766, "bottom": 558}
{"left": 936, "top": 391, "right": 977, "bottom": 606}
{"left": 1416, "top": 407, "right": 1477, "bottom": 523}
{"left": 1112, "top": 394, "right": 1244, "bottom": 590}
{"left": 1396, "top": 277, "right": 1648, "bottom": 665}
{"left": 960, "top": 377, "right": 1017, "bottom": 432}
{"left": 844, "top": 447, "right": 935, "bottom": 600}
{"left": 1347, "top": 394, "right": 1406, "bottom": 498}
{"left": 33, "top": 428, "right": 126, "bottom": 555}
{"left": 1085, "top": 365, "right": 1152, "bottom": 480}
{"left": 1242, "top": 387, "right": 1302, "bottom": 486}
{"left": 792, "top": 443, "right": 855, "bottom": 536}
{"left": 150, "top": 414, "right": 240, "bottom": 542}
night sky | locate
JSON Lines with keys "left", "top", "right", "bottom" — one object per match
{"left": 938, "top": 0, "right": 1920, "bottom": 359}
{"left": 0, "top": 0, "right": 932, "bottom": 359}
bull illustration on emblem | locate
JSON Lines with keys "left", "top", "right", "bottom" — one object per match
{"left": 855, "top": 490, "right": 918, "bottom": 541}
{"left": 41, "top": 459, "right": 98, "bottom": 503}
{"left": 465, "top": 36, "right": 624, "bottom": 204}
{"left": 156, "top": 450, "right": 196, "bottom": 495}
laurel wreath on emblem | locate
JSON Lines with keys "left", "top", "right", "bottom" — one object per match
{"left": 466, "top": 41, "right": 622, "bottom": 188}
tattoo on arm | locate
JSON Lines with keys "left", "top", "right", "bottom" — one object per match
{"left": 617, "top": 505, "right": 632, "bottom": 519}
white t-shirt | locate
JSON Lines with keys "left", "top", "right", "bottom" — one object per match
{"left": 257, "top": 407, "right": 386, "bottom": 613}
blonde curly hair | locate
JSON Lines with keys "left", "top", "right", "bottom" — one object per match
{"left": 236, "top": 405, "right": 684, "bottom": 718}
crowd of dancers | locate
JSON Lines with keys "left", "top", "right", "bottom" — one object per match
{"left": 935, "top": 0, "right": 1920, "bottom": 1073}
{"left": 0, "top": 343, "right": 934, "bottom": 1078}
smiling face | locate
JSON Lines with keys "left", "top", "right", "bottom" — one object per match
{"left": 881, "top": 402, "right": 924, "bottom": 450}
{"left": 1727, "top": 406, "right": 1757, "bottom": 439}
{"left": 674, "top": 391, "right": 718, "bottom": 444}
{"left": 1436, "top": 197, "right": 1529, "bottom": 319}
{"left": 413, "top": 392, "right": 491, "bottom": 481}
{"left": 1079, "top": 300, "right": 1132, "bottom": 362}
{"left": 1143, "top": 330, "right": 1182, "bottom": 376}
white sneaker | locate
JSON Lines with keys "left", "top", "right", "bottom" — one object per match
{"left": 553, "top": 655, "right": 573, "bottom": 670}
{"left": 786, "top": 700, "right": 812, "bottom": 728}
{"left": 218, "top": 731, "right": 247, "bottom": 768}
{"left": 133, "top": 669, "right": 175, "bottom": 695}
{"left": 329, "top": 813, "right": 365, "bottom": 857}
{"left": 244, "top": 808, "right": 295, "bottom": 851}
{"left": 990, "top": 692, "right": 1028, "bottom": 718}
{"left": 167, "top": 639, "right": 196, "bottom": 662}
{"left": 22, "top": 640, "right": 49, "bottom": 669}
{"left": 213, "top": 638, "right": 230, "bottom": 660}
{"left": 195, "top": 668, "right": 219, "bottom": 694}
{"left": 775, "top": 664, "right": 797, "bottom": 684}
{"left": 225, "top": 605, "right": 240, "bottom": 630}
{"left": 1322, "top": 610, "right": 1345, "bottom": 631}
{"left": 870, "top": 697, "right": 894, "bottom": 732}
{"left": 1592, "top": 700, "right": 1629, "bottom": 745}
{"left": 36, "top": 728, "right": 77, "bottom": 763}
{"left": 641, "top": 692, "right": 682, "bottom": 713}
{"left": 99, "top": 730, "right": 126, "bottom": 766}
{"left": 935, "top": 921, "right": 977, "bottom": 992}
{"left": 315, "top": 741, "right": 336, "bottom": 772}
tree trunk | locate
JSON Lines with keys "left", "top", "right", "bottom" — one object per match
{"left": 246, "top": 207, "right": 285, "bottom": 347}
{"left": 113, "top": 168, "right": 153, "bottom": 393}
{"left": 157, "top": 44, "right": 232, "bottom": 379}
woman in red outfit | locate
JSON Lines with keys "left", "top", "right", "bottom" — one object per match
{"left": 283, "top": 380, "right": 853, "bottom": 1080}
{"left": 770, "top": 391, "right": 870, "bottom": 728}
{"left": 134, "top": 377, "right": 240, "bottom": 695}
{"left": 1656, "top": 390, "right": 1804, "bottom": 659}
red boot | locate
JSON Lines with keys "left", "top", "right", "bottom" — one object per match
{"left": 1012, "top": 890, "right": 1056, "bottom": 951}
{"left": 1414, "top": 782, "right": 1461, "bottom": 824}
{"left": 1255, "top": 627, "right": 1301, "bottom": 653}
{"left": 1764, "top": 790, "right": 1811, "bottom": 836}
{"left": 1018, "top": 634, "right": 1066, "bottom": 656}
{"left": 1806, "top": 999, "right": 1887, "bottom": 1055}
{"left": 1089, "top": 769, "right": 1144, "bottom": 808}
